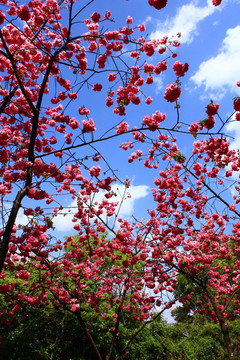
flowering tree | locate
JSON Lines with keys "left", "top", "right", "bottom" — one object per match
{"left": 0, "top": 0, "right": 239, "bottom": 359}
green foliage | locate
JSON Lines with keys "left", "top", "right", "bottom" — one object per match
{"left": 167, "top": 322, "right": 224, "bottom": 360}
{"left": 1, "top": 309, "right": 99, "bottom": 360}
{"left": 128, "top": 318, "right": 171, "bottom": 360}
{"left": 1, "top": 295, "right": 240, "bottom": 360}
{"left": 1, "top": 248, "right": 239, "bottom": 360}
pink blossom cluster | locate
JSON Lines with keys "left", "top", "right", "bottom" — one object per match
{"left": 164, "top": 83, "right": 181, "bottom": 102}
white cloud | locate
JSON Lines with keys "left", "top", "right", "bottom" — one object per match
{"left": 52, "top": 202, "right": 77, "bottom": 232}
{"left": 2, "top": 206, "right": 33, "bottom": 230}
{"left": 223, "top": 117, "right": 240, "bottom": 196}
{"left": 110, "top": 184, "right": 149, "bottom": 217}
{"left": 150, "top": 1, "right": 215, "bottom": 44}
{"left": 191, "top": 25, "right": 240, "bottom": 97}
{"left": 226, "top": 116, "right": 240, "bottom": 150}
{"left": 53, "top": 184, "right": 149, "bottom": 232}
{"left": 16, "top": 208, "right": 31, "bottom": 227}
{"left": 154, "top": 76, "right": 164, "bottom": 94}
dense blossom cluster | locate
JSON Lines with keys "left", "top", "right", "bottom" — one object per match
{"left": 212, "top": 0, "right": 222, "bottom": 6}
{"left": 164, "top": 83, "right": 182, "bottom": 102}
{"left": 148, "top": 0, "right": 168, "bottom": 10}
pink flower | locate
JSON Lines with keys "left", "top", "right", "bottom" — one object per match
{"left": 116, "top": 122, "right": 129, "bottom": 134}
{"left": 89, "top": 166, "right": 101, "bottom": 177}
{"left": 68, "top": 92, "right": 78, "bottom": 100}
{"left": 18, "top": 5, "right": 31, "bottom": 21}
{"left": 104, "top": 11, "right": 111, "bottom": 20}
{"left": 173, "top": 61, "right": 189, "bottom": 77}
{"left": 0, "top": 283, "right": 15, "bottom": 294}
{"left": 148, "top": 0, "right": 168, "bottom": 10}
{"left": 88, "top": 41, "right": 98, "bottom": 52}
{"left": 0, "top": 10, "right": 5, "bottom": 25}
{"left": 158, "top": 47, "right": 166, "bottom": 54}
{"left": 97, "top": 54, "right": 107, "bottom": 69}
{"left": 61, "top": 27, "right": 69, "bottom": 38}
{"left": 82, "top": 118, "right": 96, "bottom": 133}
{"left": 49, "top": 136, "right": 57, "bottom": 144}
{"left": 145, "top": 96, "right": 153, "bottom": 104}
{"left": 122, "top": 260, "right": 129, "bottom": 268}
{"left": 92, "top": 83, "right": 102, "bottom": 92}
{"left": 188, "top": 122, "right": 199, "bottom": 133}
{"left": 146, "top": 76, "right": 153, "bottom": 84}
{"left": 203, "top": 116, "right": 215, "bottom": 130}
{"left": 212, "top": 0, "right": 222, "bottom": 6}
{"left": 16, "top": 270, "right": 30, "bottom": 280}
{"left": 91, "top": 12, "right": 101, "bottom": 23}
{"left": 229, "top": 204, "right": 236, "bottom": 211}
{"left": 144, "top": 63, "right": 154, "bottom": 73}
{"left": 141, "top": 42, "right": 155, "bottom": 56}
{"left": 108, "top": 73, "right": 116, "bottom": 82}
{"left": 234, "top": 98, "right": 240, "bottom": 112}
{"left": 138, "top": 24, "right": 146, "bottom": 32}
{"left": 206, "top": 102, "right": 219, "bottom": 116}
{"left": 154, "top": 61, "right": 167, "bottom": 75}
{"left": 78, "top": 106, "right": 90, "bottom": 115}
{"left": 164, "top": 83, "right": 181, "bottom": 102}
{"left": 71, "top": 303, "right": 80, "bottom": 312}
{"left": 106, "top": 96, "right": 113, "bottom": 107}
{"left": 69, "top": 118, "right": 79, "bottom": 129}
{"left": 126, "top": 16, "right": 133, "bottom": 25}
{"left": 143, "top": 111, "right": 166, "bottom": 131}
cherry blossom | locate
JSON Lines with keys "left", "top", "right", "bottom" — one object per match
{"left": 0, "top": 1, "right": 238, "bottom": 359}
{"left": 164, "top": 83, "right": 181, "bottom": 102}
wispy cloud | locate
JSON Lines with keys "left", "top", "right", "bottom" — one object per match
{"left": 191, "top": 25, "right": 240, "bottom": 98}
{"left": 53, "top": 184, "right": 149, "bottom": 232}
{"left": 226, "top": 116, "right": 240, "bottom": 150}
{"left": 154, "top": 76, "right": 164, "bottom": 94}
{"left": 150, "top": 1, "right": 215, "bottom": 44}
{"left": 223, "top": 116, "right": 240, "bottom": 196}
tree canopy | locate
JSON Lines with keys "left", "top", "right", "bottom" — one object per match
{"left": 0, "top": 0, "right": 239, "bottom": 359}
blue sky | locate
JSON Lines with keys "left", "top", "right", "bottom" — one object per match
{"left": 84, "top": 0, "right": 240, "bottom": 216}
{"left": 9, "top": 0, "right": 240, "bottom": 324}
{"left": 14, "top": 0, "right": 240, "bottom": 233}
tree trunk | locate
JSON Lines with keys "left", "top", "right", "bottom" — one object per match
{"left": 75, "top": 308, "right": 103, "bottom": 360}
{"left": 208, "top": 293, "right": 233, "bottom": 359}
